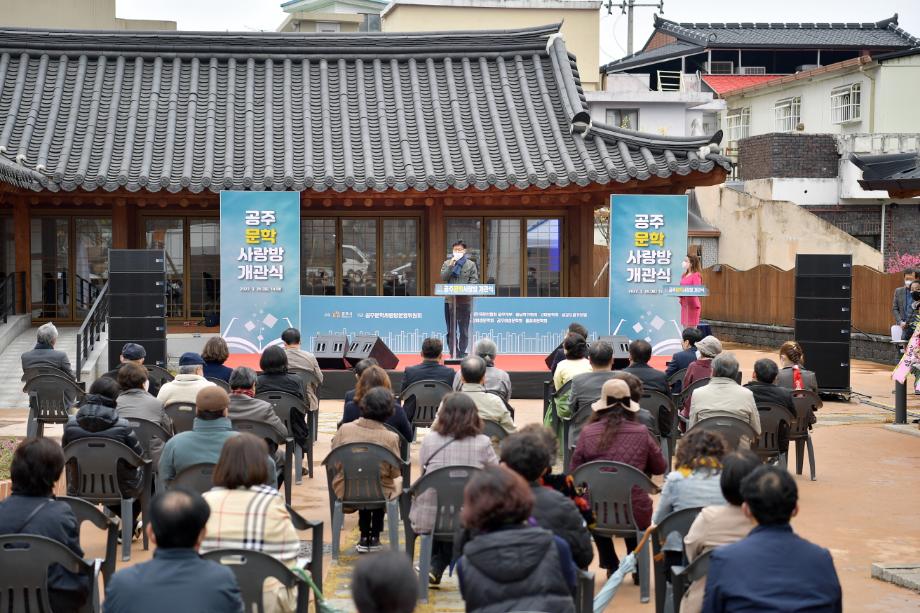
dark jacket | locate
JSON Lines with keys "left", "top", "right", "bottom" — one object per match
{"left": 256, "top": 372, "right": 305, "bottom": 402}
{"left": 530, "top": 482, "right": 594, "bottom": 569}
{"left": 21, "top": 342, "right": 74, "bottom": 379}
{"left": 665, "top": 347, "right": 697, "bottom": 392}
{"left": 744, "top": 381, "right": 797, "bottom": 416}
{"left": 622, "top": 363, "right": 670, "bottom": 395}
{"left": 458, "top": 525, "right": 576, "bottom": 613}
{"left": 549, "top": 346, "right": 566, "bottom": 375}
{"left": 103, "top": 548, "right": 244, "bottom": 613}
{"left": 682, "top": 358, "right": 713, "bottom": 415}
{"left": 703, "top": 524, "right": 841, "bottom": 613}
{"left": 401, "top": 360, "right": 456, "bottom": 420}
{"left": 203, "top": 362, "right": 233, "bottom": 382}
{"left": 62, "top": 394, "right": 145, "bottom": 497}
{"left": 342, "top": 398, "right": 413, "bottom": 442}
{"left": 103, "top": 364, "right": 161, "bottom": 397}
{"left": 893, "top": 285, "right": 913, "bottom": 324}
{"left": 0, "top": 494, "right": 90, "bottom": 610}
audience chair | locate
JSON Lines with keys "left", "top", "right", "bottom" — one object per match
{"left": 23, "top": 373, "right": 85, "bottom": 438}
{"left": 205, "top": 377, "right": 231, "bottom": 392}
{"left": 686, "top": 415, "right": 758, "bottom": 451}
{"left": 651, "top": 506, "right": 704, "bottom": 613}
{"left": 482, "top": 419, "right": 509, "bottom": 446}
{"left": 571, "top": 460, "right": 660, "bottom": 603}
{"left": 58, "top": 495, "right": 119, "bottom": 587}
{"left": 671, "top": 549, "right": 713, "bottom": 613}
{"left": 256, "top": 391, "right": 313, "bottom": 482}
{"left": 754, "top": 403, "right": 795, "bottom": 466}
{"left": 168, "top": 463, "right": 215, "bottom": 496}
{"left": 62, "top": 438, "right": 151, "bottom": 562}
{"left": 0, "top": 534, "right": 102, "bottom": 613}
{"left": 575, "top": 569, "right": 596, "bottom": 613}
{"left": 550, "top": 379, "right": 574, "bottom": 461}
{"left": 21, "top": 365, "right": 80, "bottom": 384}
{"left": 289, "top": 367, "right": 322, "bottom": 416}
{"left": 163, "top": 402, "right": 196, "bottom": 434}
{"left": 286, "top": 505, "right": 324, "bottom": 596}
{"left": 639, "top": 390, "right": 677, "bottom": 467}
{"left": 232, "top": 418, "right": 294, "bottom": 505}
{"left": 383, "top": 423, "right": 412, "bottom": 483}
{"left": 791, "top": 390, "right": 821, "bottom": 480}
{"left": 144, "top": 365, "right": 174, "bottom": 389}
{"left": 667, "top": 368, "right": 687, "bottom": 394}
{"left": 201, "top": 549, "right": 309, "bottom": 613}
{"left": 563, "top": 406, "right": 591, "bottom": 470}
{"left": 677, "top": 377, "right": 710, "bottom": 420}
{"left": 400, "top": 465, "right": 481, "bottom": 603}
{"left": 321, "top": 442, "right": 406, "bottom": 559}
{"left": 400, "top": 380, "right": 452, "bottom": 441}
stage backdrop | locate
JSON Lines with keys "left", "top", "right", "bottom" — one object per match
{"left": 609, "top": 194, "right": 688, "bottom": 356}
{"left": 220, "top": 191, "right": 301, "bottom": 353}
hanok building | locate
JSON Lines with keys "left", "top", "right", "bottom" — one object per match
{"left": 0, "top": 24, "right": 728, "bottom": 326}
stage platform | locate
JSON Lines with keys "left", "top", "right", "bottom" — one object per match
{"left": 226, "top": 353, "right": 670, "bottom": 400}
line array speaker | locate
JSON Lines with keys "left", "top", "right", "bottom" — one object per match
{"left": 108, "top": 249, "right": 168, "bottom": 371}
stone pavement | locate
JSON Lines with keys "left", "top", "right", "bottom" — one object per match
{"left": 0, "top": 325, "right": 80, "bottom": 409}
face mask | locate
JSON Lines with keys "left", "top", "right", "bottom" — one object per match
{"left": 912, "top": 291, "right": 920, "bottom": 301}
{"left": 453, "top": 250, "right": 465, "bottom": 259}
{"left": 907, "top": 280, "right": 914, "bottom": 287}
{"left": 681, "top": 261, "right": 690, "bottom": 271}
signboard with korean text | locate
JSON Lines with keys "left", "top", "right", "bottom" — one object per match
{"left": 609, "top": 194, "right": 689, "bottom": 356}
{"left": 220, "top": 191, "right": 300, "bottom": 353}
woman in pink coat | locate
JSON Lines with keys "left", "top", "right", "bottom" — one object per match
{"left": 680, "top": 254, "right": 703, "bottom": 327}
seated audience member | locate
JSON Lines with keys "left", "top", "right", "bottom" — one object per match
{"left": 280, "top": 327, "right": 324, "bottom": 412}
{"left": 623, "top": 339, "right": 669, "bottom": 395}
{"left": 345, "top": 358, "right": 379, "bottom": 406}
{"left": 401, "top": 338, "right": 454, "bottom": 421}
{"left": 352, "top": 551, "right": 418, "bottom": 613}
{"left": 456, "top": 356, "right": 515, "bottom": 433}
{"left": 666, "top": 327, "right": 703, "bottom": 393}
{"left": 681, "top": 450, "right": 760, "bottom": 613}
{"left": 552, "top": 333, "right": 592, "bottom": 391}
{"left": 343, "top": 365, "right": 413, "bottom": 442}
{"left": 681, "top": 335, "right": 722, "bottom": 417}
{"left": 257, "top": 345, "right": 310, "bottom": 460}
{"left": 568, "top": 341, "right": 618, "bottom": 441}
{"left": 201, "top": 336, "right": 233, "bottom": 382}
{"left": 688, "top": 353, "right": 761, "bottom": 442}
{"left": 570, "top": 379, "right": 666, "bottom": 574}
{"left": 457, "top": 465, "right": 576, "bottom": 613}
{"left": 116, "top": 362, "right": 173, "bottom": 465}
{"left": 776, "top": 340, "right": 819, "bottom": 393}
{"left": 159, "top": 387, "right": 239, "bottom": 483}
{"left": 63, "top": 377, "right": 145, "bottom": 530}
{"left": 0, "top": 438, "right": 90, "bottom": 611}
{"left": 200, "top": 434, "right": 300, "bottom": 613}
{"left": 103, "top": 342, "right": 161, "bottom": 396}
{"left": 745, "top": 358, "right": 797, "bottom": 416}
{"left": 21, "top": 322, "right": 74, "bottom": 379}
{"left": 103, "top": 489, "right": 244, "bottom": 612}
{"left": 702, "top": 466, "right": 842, "bottom": 612}
{"left": 501, "top": 431, "right": 593, "bottom": 570}
{"left": 452, "top": 338, "right": 512, "bottom": 400}
{"left": 611, "top": 371, "right": 663, "bottom": 437}
{"left": 156, "top": 352, "right": 216, "bottom": 406}
{"left": 410, "top": 393, "right": 498, "bottom": 584}
{"left": 330, "top": 387, "right": 403, "bottom": 554}
{"left": 550, "top": 322, "right": 589, "bottom": 375}
{"left": 228, "top": 366, "right": 288, "bottom": 479}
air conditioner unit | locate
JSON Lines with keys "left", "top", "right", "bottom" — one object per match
{"left": 704, "top": 61, "right": 734, "bottom": 75}
{"left": 737, "top": 66, "right": 766, "bottom": 75}
{"left": 796, "top": 64, "right": 821, "bottom": 72}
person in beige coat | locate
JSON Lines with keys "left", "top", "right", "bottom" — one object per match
{"left": 688, "top": 353, "right": 761, "bottom": 445}
{"left": 329, "top": 387, "right": 402, "bottom": 554}
{"left": 454, "top": 356, "right": 515, "bottom": 434}
{"left": 680, "top": 450, "right": 760, "bottom": 613}
{"left": 156, "top": 353, "right": 215, "bottom": 406}
{"left": 281, "top": 327, "right": 324, "bottom": 412}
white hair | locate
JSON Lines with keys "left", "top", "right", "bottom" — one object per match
{"left": 36, "top": 322, "right": 59, "bottom": 346}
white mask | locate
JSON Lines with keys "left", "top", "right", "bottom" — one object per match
{"left": 906, "top": 279, "right": 914, "bottom": 287}
{"left": 453, "top": 250, "right": 465, "bottom": 258}
{"left": 681, "top": 260, "right": 690, "bottom": 271}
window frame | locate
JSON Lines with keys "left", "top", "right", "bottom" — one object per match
{"left": 774, "top": 96, "right": 801, "bottom": 132}
{"left": 830, "top": 83, "right": 861, "bottom": 124}
{"left": 605, "top": 108, "right": 640, "bottom": 131}
{"left": 725, "top": 107, "right": 751, "bottom": 147}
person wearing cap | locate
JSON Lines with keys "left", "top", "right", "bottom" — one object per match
{"left": 102, "top": 342, "right": 162, "bottom": 397}
{"left": 570, "top": 378, "right": 667, "bottom": 575}
{"left": 156, "top": 352, "right": 215, "bottom": 407}
{"left": 689, "top": 353, "right": 761, "bottom": 446}
{"left": 680, "top": 335, "right": 722, "bottom": 419}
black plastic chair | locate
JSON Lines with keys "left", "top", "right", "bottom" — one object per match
{"left": 571, "top": 460, "right": 660, "bottom": 603}
{"left": 790, "top": 390, "right": 821, "bottom": 480}
{"left": 639, "top": 390, "right": 677, "bottom": 467}
{"left": 383, "top": 423, "right": 412, "bottom": 483}
{"left": 286, "top": 505, "right": 324, "bottom": 597}
{"left": 400, "top": 379, "right": 452, "bottom": 441}
{"left": 145, "top": 364, "right": 174, "bottom": 390}
{"left": 575, "top": 568, "right": 596, "bottom": 613}
{"left": 400, "top": 465, "right": 481, "bottom": 603}
{"left": 256, "top": 391, "right": 313, "bottom": 481}
{"left": 123, "top": 417, "right": 172, "bottom": 482}
{"left": 667, "top": 367, "right": 687, "bottom": 394}
{"left": 289, "top": 367, "right": 322, "bottom": 415}
{"left": 58, "top": 495, "right": 119, "bottom": 587}
{"left": 0, "top": 534, "right": 102, "bottom": 613}
{"left": 23, "top": 373, "right": 85, "bottom": 437}
{"left": 651, "top": 506, "right": 703, "bottom": 613}
{"left": 163, "top": 401, "right": 196, "bottom": 434}
{"left": 62, "top": 438, "right": 151, "bottom": 562}
{"left": 482, "top": 419, "right": 509, "bottom": 444}
{"left": 206, "top": 377, "right": 231, "bottom": 392}
{"left": 678, "top": 377, "right": 710, "bottom": 419}
{"left": 322, "top": 442, "right": 406, "bottom": 559}
{"left": 686, "top": 415, "right": 758, "bottom": 451}
{"left": 201, "top": 549, "right": 309, "bottom": 613}
{"left": 168, "top": 462, "right": 215, "bottom": 495}
{"left": 671, "top": 549, "right": 713, "bottom": 613}
{"left": 21, "top": 365, "right": 77, "bottom": 383}
{"left": 232, "top": 418, "right": 294, "bottom": 505}
{"left": 754, "top": 403, "right": 795, "bottom": 466}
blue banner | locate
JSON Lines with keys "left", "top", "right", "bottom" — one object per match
{"left": 220, "top": 191, "right": 301, "bottom": 353}
{"left": 609, "top": 194, "right": 688, "bottom": 356}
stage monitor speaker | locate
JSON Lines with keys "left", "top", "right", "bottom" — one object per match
{"left": 794, "top": 320, "right": 851, "bottom": 343}
{"left": 795, "top": 254, "right": 852, "bottom": 277}
{"left": 794, "top": 276, "right": 852, "bottom": 299}
{"left": 108, "top": 294, "right": 167, "bottom": 317}
{"left": 597, "top": 335, "right": 632, "bottom": 369}
{"left": 108, "top": 339, "right": 167, "bottom": 370}
{"left": 109, "top": 317, "right": 167, "bottom": 340}
{"left": 797, "top": 341, "right": 850, "bottom": 391}
{"left": 313, "top": 334, "right": 349, "bottom": 370}
{"left": 109, "top": 272, "right": 167, "bottom": 295}
{"left": 794, "top": 297, "right": 851, "bottom": 321}
{"left": 109, "top": 249, "right": 166, "bottom": 273}
{"left": 346, "top": 335, "right": 399, "bottom": 370}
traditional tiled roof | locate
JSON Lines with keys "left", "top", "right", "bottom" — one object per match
{"left": 0, "top": 24, "right": 728, "bottom": 194}
{"left": 701, "top": 74, "right": 784, "bottom": 96}
{"left": 851, "top": 153, "right": 920, "bottom": 196}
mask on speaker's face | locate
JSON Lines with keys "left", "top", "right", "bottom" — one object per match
{"left": 912, "top": 291, "right": 920, "bottom": 301}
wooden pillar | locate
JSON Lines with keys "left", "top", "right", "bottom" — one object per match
{"left": 13, "top": 197, "right": 30, "bottom": 315}
{"left": 427, "top": 200, "right": 445, "bottom": 296}
{"left": 567, "top": 201, "right": 597, "bottom": 297}
{"left": 112, "top": 199, "right": 129, "bottom": 248}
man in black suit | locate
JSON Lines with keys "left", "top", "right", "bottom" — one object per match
{"left": 21, "top": 322, "right": 74, "bottom": 379}
{"left": 665, "top": 327, "right": 703, "bottom": 393}
{"left": 744, "top": 358, "right": 796, "bottom": 416}
{"left": 400, "top": 338, "right": 455, "bottom": 420}
{"left": 622, "top": 339, "right": 669, "bottom": 395}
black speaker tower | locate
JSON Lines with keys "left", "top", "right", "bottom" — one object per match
{"left": 108, "top": 250, "right": 168, "bottom": 370}
{"left": 794, "top": 254, "right": 852, "bottom": 395}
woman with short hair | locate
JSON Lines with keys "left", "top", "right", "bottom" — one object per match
{"left": 257, "top": 346, "right": 309, "bottom": 458}
{"left": 200, "top": 433, "right": 300, "bottom": 613}
{"left": 201, "top": 336, "right": 233, "bottom": 382}
{"left": 552, "top": 333, "right": 592, "bottom": 390}
{"left": 116, "top": 361, "right": 172, "bottom": 465}
{"left": 341, "top": 365, "right": 412, "bottom": 441}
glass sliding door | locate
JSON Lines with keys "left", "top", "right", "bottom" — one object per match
{"left": 486, "top": 219, "right": 521, "bottom": 296}
{"left": 189, "top": 218, "right": 220, "bottom": 319}
{"left": 382, "top": 219, "right": 418, "bottom": 296}
{"left": 444, "top": 218, "right": 482, "bottom": 275}
{"left": 341, "top": 219, "right": 378, "bottom": 296}
{"left": 73, "top": 219, "right": 112, "bottom": 319}
{"left": 526, "top": 218, "right": 562, "bottom": 297}
{"left": 301, "top": 219, "right": 336, "bottom": 295}
{"left": 144, "top": 218, "right": 185, "bottom": 319}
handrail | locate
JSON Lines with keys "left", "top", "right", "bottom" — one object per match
{"left": 0, "top": 271, "right": 24, "bottom": 325}
{"left": 76, "top": 281, "right": 109, "bottom": 382}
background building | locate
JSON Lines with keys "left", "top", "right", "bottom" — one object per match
{"left": 0, "top": 0, "right": 175, "bottom": 30}
{"left": 277, "top": 0, "right": 386, "bottom": 33}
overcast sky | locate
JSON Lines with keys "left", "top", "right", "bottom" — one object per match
{"left": 117, "top": 0, "right": 920, "bottom": 65}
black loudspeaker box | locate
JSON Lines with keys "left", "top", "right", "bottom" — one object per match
{"left": 109, "top": 249, "right": 166, "bottom": 273}
{"left": 346, "top": 335, "right": 399, "bottom": 370}
{"left": 108, "top": 339, "right": 167, "bottom": 370}
{"left": 794, "top": 320, "right": 851, "bottom": 343}
{"left": 795, "top": 254, "right": 852, "bottom": 277}
{"left": 313, "top": 334, "right": 349, "bottom": 370}
{"left": 109, "top": 317, "right": 167, "bottom": 340}
{"left": 597, "top": 335, "right": 632, "bottom": 369}
{"left": 794, "top": 297, "right": 851, "bottom": 321}
{"left": 794, "top": 276, "right": 852, "bottom": 299}
{"left": 109, "top": 272, "right": 167, "bottom": 295}
{"left": 798, "top": 341, "right": 850, "bottom": 391}
{"left": 108, "top": 294, "right": 167, "bottom": 318}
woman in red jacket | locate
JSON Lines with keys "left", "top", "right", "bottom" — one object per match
{"left": 570, "top": 379, "right": 667, "bottom": 575}
{"left": 680, "top": 254, "right": 703, "bottom": 327}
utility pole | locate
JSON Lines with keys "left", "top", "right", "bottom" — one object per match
{"left": 605, "top": 0, "right": 664, "bottom": 55}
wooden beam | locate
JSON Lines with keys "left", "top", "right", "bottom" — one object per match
{"left": 112, "top": 199, "right": 129, "bottom": 249}
{"left": 13, "top": 197, "right": 30, "bottom": 314}
{"left": 427, "top": 200, "right": 445, "bottom": 295}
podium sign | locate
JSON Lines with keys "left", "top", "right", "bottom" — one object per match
{"left": 435, "top": 283, "right": 496, "bottom": 296}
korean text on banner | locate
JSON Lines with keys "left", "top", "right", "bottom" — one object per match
{"left": 609, "top": 194, "right": 689, "bottom": 356}
{"left": 220, "top": 191, "right": 301, "bottom": 353}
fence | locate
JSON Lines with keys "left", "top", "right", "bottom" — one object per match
{"left": 701, "top": 265, "right": 901, "bottom": 335}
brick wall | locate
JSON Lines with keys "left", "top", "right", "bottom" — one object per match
{"left": 738, "top": 133, "right": 839, "bottom": 180}
{"left": 885, "top": 203, "right": 920, "bottom": 261}
{"left": 644, "top": 31, "right": 678, "bottom": 52}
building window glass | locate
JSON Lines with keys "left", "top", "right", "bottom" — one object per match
{"left": 145, "top": 218, "right": 185, "bottom": 318}
{"left": 527, "top": 218, "right": 562, "bottom": 297}
{"left": 726, "top": 107, "right": 751, "bottom": 147}
{"left": 382, "top": 219, "right": 418, "bottom": 296}
{"left": 830, "top": 83, "right": 861, "bottom": 124}
{"left": 315, "top": 21, "right": 340, "bottom": 33}
{"left": 341, "top": 219, "right": 377, "bottom": 296}
{"left": 774, "top": 96, "right": 801, "bottom": 132}
{"left": 302, "top": 218, "right": 336, "bottom": 296}
{"left": 486, "top": 219, "right": 521, "bottom": 296}
{"left": 445, "top": 218, "right": 482, "bottom": 273}
{"left": 359, "top": 13, "right": 381, "bottom": 32}
{"left": 605, "top": 108, "right": 639, "bottom": 130}
{"left": 188, "top": 218, "right": 220, "bottom": 320}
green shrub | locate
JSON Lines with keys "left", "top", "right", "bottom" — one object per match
{"left": 0, "top": 437, "right": 17, "bottom": 481}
